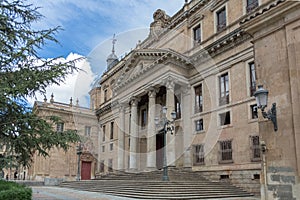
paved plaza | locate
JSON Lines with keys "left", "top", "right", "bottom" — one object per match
{"left": 31, "top": 186, "right": 260, "bottom": 200}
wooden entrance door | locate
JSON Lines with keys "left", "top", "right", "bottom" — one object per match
{"left": 81, "top": 161, "right": 91, "bottom": 180}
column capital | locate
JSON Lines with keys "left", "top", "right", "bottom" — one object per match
{"left": 147, "top": 87, "right": 159, "bottom": 98}
{"left": 164, "top": 77, "right": 176, "bottom": 91}
{"left": 130, "top": 96, "right": 140, "bottom": 107}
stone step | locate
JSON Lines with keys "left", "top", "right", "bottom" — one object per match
{"left": 60, "top": 170, "right": 254, "bottom": 199}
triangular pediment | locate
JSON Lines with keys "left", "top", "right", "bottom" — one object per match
{"left": 115, "top": 48, "right": 192, "bottom": 92}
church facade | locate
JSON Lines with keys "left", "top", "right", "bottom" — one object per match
{"left": 91, "top": 0, "right": 300, "bottom": 198}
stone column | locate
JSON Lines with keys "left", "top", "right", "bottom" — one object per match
{"left": 117, "top": 104, "right": 125, "bottom": 171}
{"left": 147, "top": 88, "right": 157, "bottom": 170}
{"left": 165, "top": 79, "right": 176, "bottom": 167}
{"left": 182, "top": 86, "right": 193, "bottom": 168}
{"left": 129, "top": 98, "right": 139, "bottom": 171}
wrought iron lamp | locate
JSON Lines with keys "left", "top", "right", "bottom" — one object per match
{"left": 155, "top": 106, "right": 176, "bottom": 181}
{"left": 254, "top": 85, "right": 278, "bottom": 131}
{"left": 76, "top": 142, "right": 83, "bottom": 181}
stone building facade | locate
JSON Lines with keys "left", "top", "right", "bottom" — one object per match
{"left": 28, "top": 95, "right": 98, "bottom": 182}
{"left": 91, "top": 0, "right": 300, "bottom": 198}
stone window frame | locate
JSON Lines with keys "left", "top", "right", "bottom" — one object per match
{"left": 195, "top": 118, "right": 204, "bottom": 133}
{"left": 102, "top": 125, "right": 106, "bottom": 142}
{"left": 193, "top": 144, "right": 205, "bottom": 166}
{"left": 218, "top": 72, "right": 230, "bottom": 106}
{"left": 192, "top": 22, "right": 202, "bottom": 46}
{"left": 243, "top": 0, "right": 260, "bottom": 14}
{"left": 214, "top": 3, "right": 228, "bottom": 33}
{"left": 218, "top": 139, "right": 233, "bottom": 164}
{"left": 194, "top": 83, "right": 203, "bottom": 114}
{"left": 250, "top": 135, "right": 261, "bottom": 162}
{"left": 245, "top": 59, "right": 256, "bottom": 97}
{"left": 56, "top": 122, "right": 64, "bottom": 133}
{"left": 110, "top": 121, "right": 114, "bottom": 140}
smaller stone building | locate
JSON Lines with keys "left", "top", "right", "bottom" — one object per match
{"left": 28, "top": 95, "right": 99, "bottom": 181}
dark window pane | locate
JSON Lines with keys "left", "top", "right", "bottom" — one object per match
{"left": 195, "top": 84, "right": 203, "bottom": 113}
{"left": 220, "top": 111, "right": 230, "bottom": 126}
{"left": 217, "top": 7, "right": 226, "bottom": 31}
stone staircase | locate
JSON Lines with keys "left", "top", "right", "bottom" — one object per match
{"left": 60, "top": 169, "right": 255, "bottom": 199}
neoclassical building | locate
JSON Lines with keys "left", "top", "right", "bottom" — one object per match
{"left": 90, "top": 0, "right": 300, "bottom": 198}
{"left": 28, "top": 95, "right": 98, "bottom": 181}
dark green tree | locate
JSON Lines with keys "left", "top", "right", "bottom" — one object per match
{"left": 0, "top": 0, "right": 81, "bottom": 167}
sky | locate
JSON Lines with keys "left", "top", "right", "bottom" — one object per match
{"left": 27, "top": 0, "right": 184, "bottom": 107}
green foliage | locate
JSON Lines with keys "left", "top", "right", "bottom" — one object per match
{"left": 0, "top": 0, "right": 81, "bottom": 167}
{"left": 0, "top": 180, "right": 32, "bottom": 200}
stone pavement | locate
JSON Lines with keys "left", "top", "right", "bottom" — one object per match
{"left": 31, "top": 186, "right": 261, "bottom": 200}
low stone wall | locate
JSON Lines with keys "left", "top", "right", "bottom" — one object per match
{"left": 44, "top": 178, "right": 64, "bottom": 186}
{"left": 199, "top": 169, "right": 261, "bottom": 196}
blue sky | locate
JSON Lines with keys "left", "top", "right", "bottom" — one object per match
{"left": 27, "top": 0, "right": 184, "bottom": 106}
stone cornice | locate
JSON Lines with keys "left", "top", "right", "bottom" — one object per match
{"left": 114, "top": 49, "right": 192, "bottom": 92}
{"left": 240, "top": 0, "right": 286, "bottom": 25}
{"left": 191, "top": 28, "right": 251, "bottom": 64}
{"left": 95, "top": 100, "right": 118, "bottom": 116}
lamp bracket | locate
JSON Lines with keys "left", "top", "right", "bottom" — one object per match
{"left": 261, "top": 103, "right": 278, "bottom": 132}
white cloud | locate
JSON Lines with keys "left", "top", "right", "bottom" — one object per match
{"left": 28, "top": 53, "right": 95, "bottom": 108}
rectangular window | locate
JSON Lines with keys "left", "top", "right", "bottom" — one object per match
{"left": 193, "top": 144, "right": 205, "bottom": 165}
{"left": 102, "top": 125, "right": 106, "bottom": 142}
{"left": 100, "top": 160, "right": 105, "bottom": 172}
{"left": 250, "top": 104, "right": 258, "bottom": 119}
{"left": 220, "top": 111, "right": 231, "bottom": 126}
{"left": 110, "top": 143, "right": 113, "bottom": 151}
{"left": 110, "top": 122, "right": 114, "bottom": 140}
{"left": 102, "top": 145, "right": 105, "bottom": 152}
{"left": 195, "top": 119, "right": 204, "bottom": 132}
{"left": 216, "top": 7, "right": 226, "bottom": 31}
{"left": 219, "top": 73, "right": 229, "bottom": 106}
{"left": 141, "top": 109, "right": 147, "bottom": 128}
{"left": 104, "top": 89, "right": 108, "bottom": 102}
{"left": 193, "top": 25, "right": 201, "bottom": 44}
{"left": 175, "top": 94, "right": 181, "bottom": 119}
{"left": 247, "top": 0, "right": 259, "bottom": 13}
{"left": 249, "top": 62, "right": 256, "bottom": 96}
{"left": 56, "top": 122, "right": 64, "bottom": 132}
{"left": 108, "top": 159, "right": 113, "bottom": 172}
{"left": 85, "top": 126, "right": 91, "bottom": 136}
{"left": 251, "top": 136, "right": 261, "bottom": 161}
{"left": 194, "top": 84, "right": 203, "bottom": 113}
{"left": 219, "top": 140, "right": 233, "bottom": 163}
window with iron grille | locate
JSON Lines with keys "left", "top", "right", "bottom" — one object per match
{"left": 100, "top": 160, "right": 105, "bottom": 172}
{"left": 251, "top": 136, "right": 261, "bottom": 161}
{"left": 219, "top": 140, "right": 233, "bottom": 163}
{"left": 110, "top": 121, "right": 114, "bottom": 140}
{"left": 250, "top": 104, "right": 258, "bottom": 119}
{"left": 175, "top": 94, "right": 181, "bottom": 119}
{"left": 219, "top": 111, "right": 231, "bottom": 126}
{"left": 246, "top": 0, "right": 259, "bottom": 13}
{"left": 194, "top": 84, "right": 203, "bottom": 113}
{"left": 195, "top": 119, "right": 204, "bottom": 132}
{"left": 193, "top": 144, "right": 205, "bottom": 165}
{"left": 56, "top": 122, "right": 64, "bottom": 132}
{"left": 102, "top": 125, "right": 106, "bottom": 142}
{"left": 193, "top": 24, "right": 201, "bottom": 44}
{"left": 108, "top": 159, "right": 113, "bottom": 172}
{"left": 219, "top": 73, "right": 229, "bottom": 106}
{"left": 216, "top": 7, "right": 226, "bottom": 31}
{"left": 249, "top": 62, "right": 256, "bottom": 96}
